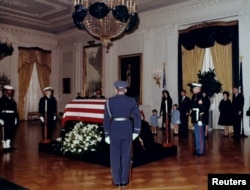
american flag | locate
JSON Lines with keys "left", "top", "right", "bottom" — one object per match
{"left": 162, "top": 63, "right": 166, "bottom": 89}
{"left": 62, "top": 99, "right": 106, "bottom": 126}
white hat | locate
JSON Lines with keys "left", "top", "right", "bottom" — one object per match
{"left": 192, "top": 83, "right": 202, "bottom": 87}
{"left": 43, "top": 86, "right": 53, "bottom": 91}
{"left": 4, "top": 85, "right": 14, "bottom": 90}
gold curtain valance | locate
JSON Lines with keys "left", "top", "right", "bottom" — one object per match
{"left": 18, "top": 47, "right": 51, "bottom": 73}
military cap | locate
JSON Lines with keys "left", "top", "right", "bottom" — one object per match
{"left": 43, "top": 86, "right": 53, "bottom": 91}
{"left": 114, "top": 80, "right": 129, "bottom": 89}
{"left": 4, "top": 85, "right": 14, "bottom": 90}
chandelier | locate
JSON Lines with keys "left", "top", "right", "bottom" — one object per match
{"left": 0, "top": 38, "right": 14, "bottom": 60}
{"left": 72, "top": 0, "right": 139, "bottom": 51}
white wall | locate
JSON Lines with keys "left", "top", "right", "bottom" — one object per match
{"left": 1, "top": 0, "right": 250, "bottom": 135}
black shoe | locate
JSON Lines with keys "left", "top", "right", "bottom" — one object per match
{"left": 8, "top": 147, "right": 16, "bottom": 152}
{"left": 193, "top": 151, "right": 205, "bottom": 156}
{"left": 121, "top": 182, "right": 129, "bottom": 186}
{"left": 223, "top": 134, "right": 229, "bottom": 137}
{"left": 3, "top": 148, "right": 9, "bottom": 153}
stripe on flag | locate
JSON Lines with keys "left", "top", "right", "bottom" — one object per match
{"left": 62, "top": 99, "right": 106, "bottom": 126}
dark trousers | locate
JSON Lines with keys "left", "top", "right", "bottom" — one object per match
{"left": 233, "top": 114, "right": 242, "bottom": 139}
{"left": 180, "top": 113, "right": 189, "bottom": 136}
{"left": 110, "top": 138, "right": 132, "bottom": 185}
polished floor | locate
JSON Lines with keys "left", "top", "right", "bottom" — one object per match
{"left": 1, "top": 120, "right": 250, "bottom": 190}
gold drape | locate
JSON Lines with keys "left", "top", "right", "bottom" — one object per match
{"left": 18, "top": 48, "right": 51, "bottom": 120}
{"left": 210, "top": 42, "right": 232, "bottom": 94}
{"left": 182, "top": 45, "right": 205, "bottom": 98}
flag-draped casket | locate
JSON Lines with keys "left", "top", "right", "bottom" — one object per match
{"left": 61, "top": 99, "right": 106, "bottom": 126}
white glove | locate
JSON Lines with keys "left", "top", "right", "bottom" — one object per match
{"left": 53, "top": 116, "right": 56, "bottom": 121}
{"left": 14, "top": 118, "right": 17, "bottom": 125}
{"left": 40, "top": 116, "right": 44, "bottom": 123}
{"left": 198, "top": 121, "right": 203, "bottom": 126}
{"left": 105, "top": 136, "right": 110, "bottom": 144}
{"left": 0, "top": 119, "right": 4, "bottom": 126}
{"left": 132, "top": 133, "right": 138, "bottom": 140}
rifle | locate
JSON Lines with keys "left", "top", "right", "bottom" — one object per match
{"left": 41, "top": 99, "right": 50, "bottom": 143}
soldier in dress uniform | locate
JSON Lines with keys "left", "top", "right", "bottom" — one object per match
{"left": 103, "top": 80, "right": 141, "bottom": 189}
{"left": 190, "top": 83, "right": 206, "bottom": 156}
{"left": 0, "top": 85, "right": 18, "bottom": 153}
{"left": 38, "top": 86, "right": 57, "bottom": 141}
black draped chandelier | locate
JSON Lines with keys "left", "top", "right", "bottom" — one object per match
{"left": 0, "top": 39, "right": 14, "bottom": 60}
{"left": 72, "top": 0, "right": 139, "bottom": 51}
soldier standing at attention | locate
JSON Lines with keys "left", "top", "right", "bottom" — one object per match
{"left": 38, "top": 86, "right": 57, "bottom": 141}
{"left": 103, "top": 80, "right": 141, "bottom": 189}
{"left": 190, "top": 83, "right": 206, "bottom": 156}
{"left": 0, "top": 85, "right": 18, "bottom": 153}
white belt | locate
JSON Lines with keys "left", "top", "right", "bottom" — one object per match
{"left": 2, "top": 110, "right": 15, "bottom": 113}
{"left": 113, "top": 118, "right": 130, "bottom": 121}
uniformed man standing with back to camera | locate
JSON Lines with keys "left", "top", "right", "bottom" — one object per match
{"left": 103, "top": 80, "right": 141, "bottom": 189}
{"left": 0, "top": 85, "right": 18, "bottom": 153}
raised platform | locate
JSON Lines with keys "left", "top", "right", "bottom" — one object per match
{"left": 40, "top": 120, "right": 177, "bottom": 168}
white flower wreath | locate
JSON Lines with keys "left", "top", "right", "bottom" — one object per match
{"left": 61, "top": 122, "right": 103, "bottom": 155}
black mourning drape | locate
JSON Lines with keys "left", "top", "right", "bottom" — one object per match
{"left": 178, "top": 21, "right": 239, "bottom": 93}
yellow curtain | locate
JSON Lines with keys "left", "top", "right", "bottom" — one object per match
{"left": 182, "top": 45, "right": 205, "bottom": 98}
{"left": 210, "top": 42, "right": 232, "bottom": 95}
{"left": 18, "top": 48, "right": 51, "bottom": 120}
{"left": 35, "top": 50, "right": 51, "bottom": 93}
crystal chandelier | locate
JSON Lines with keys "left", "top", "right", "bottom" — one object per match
{"left": 72, "top": 0, "right": 139, "bottom": 51}
{"left": 0, "top": 38, "right": 14, "bottom": 60}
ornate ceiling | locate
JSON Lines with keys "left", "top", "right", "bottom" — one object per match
{"left": 0, "top": 0, "right": 190, "bottom": 34}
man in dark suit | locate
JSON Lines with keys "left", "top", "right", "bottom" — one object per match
{"left": 179, "top": 90, "right": 191, "bottom": 137}
{"left": 232, "top": 86, "right": 244, "bottom": 140}
{"left": 103, "top": 80, "right": 141, "bottom": 188}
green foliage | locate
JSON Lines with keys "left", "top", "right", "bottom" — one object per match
{"left": 188, "top": 68, "right": 222, "bottom": 98}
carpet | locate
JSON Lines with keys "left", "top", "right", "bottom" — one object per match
{"left": 0, "top": 178, "right": 28, "bottom": 190}
{"left": 40, "top": 120, "right": 177, "bottom": 167}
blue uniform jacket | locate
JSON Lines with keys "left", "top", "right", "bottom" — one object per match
{"left": 103, "top": 94, "right": 141, "bottom": 140}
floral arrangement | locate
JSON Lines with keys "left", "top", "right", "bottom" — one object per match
{"left": 56, "top": 122, "right": 103, "bottom": 157}
{"left": 188, "top": 68, "right": 222, "bottom": 98}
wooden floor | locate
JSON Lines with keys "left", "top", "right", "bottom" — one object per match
{"left": 1, "top": 120, "right": 250, "bottom": 190}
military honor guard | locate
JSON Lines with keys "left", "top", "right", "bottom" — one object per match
{"left": 38, "top": 86, "right": 57, "bottom": 141}
{"left": 190, "top": 83, "right": 206, "bottom": 156}
{"left": 0, "top": 85, "right": 18, "bottom": 153}
{"left": 103, "top": 80, "right": 141, "bottom": 189}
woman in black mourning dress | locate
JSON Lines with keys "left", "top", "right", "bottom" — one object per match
{"left": 218, "top": 91, "right": 233, "bottom": 137}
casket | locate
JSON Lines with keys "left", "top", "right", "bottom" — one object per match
{"left": 61, "top": 99, "right": 106, "bottom": 126}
